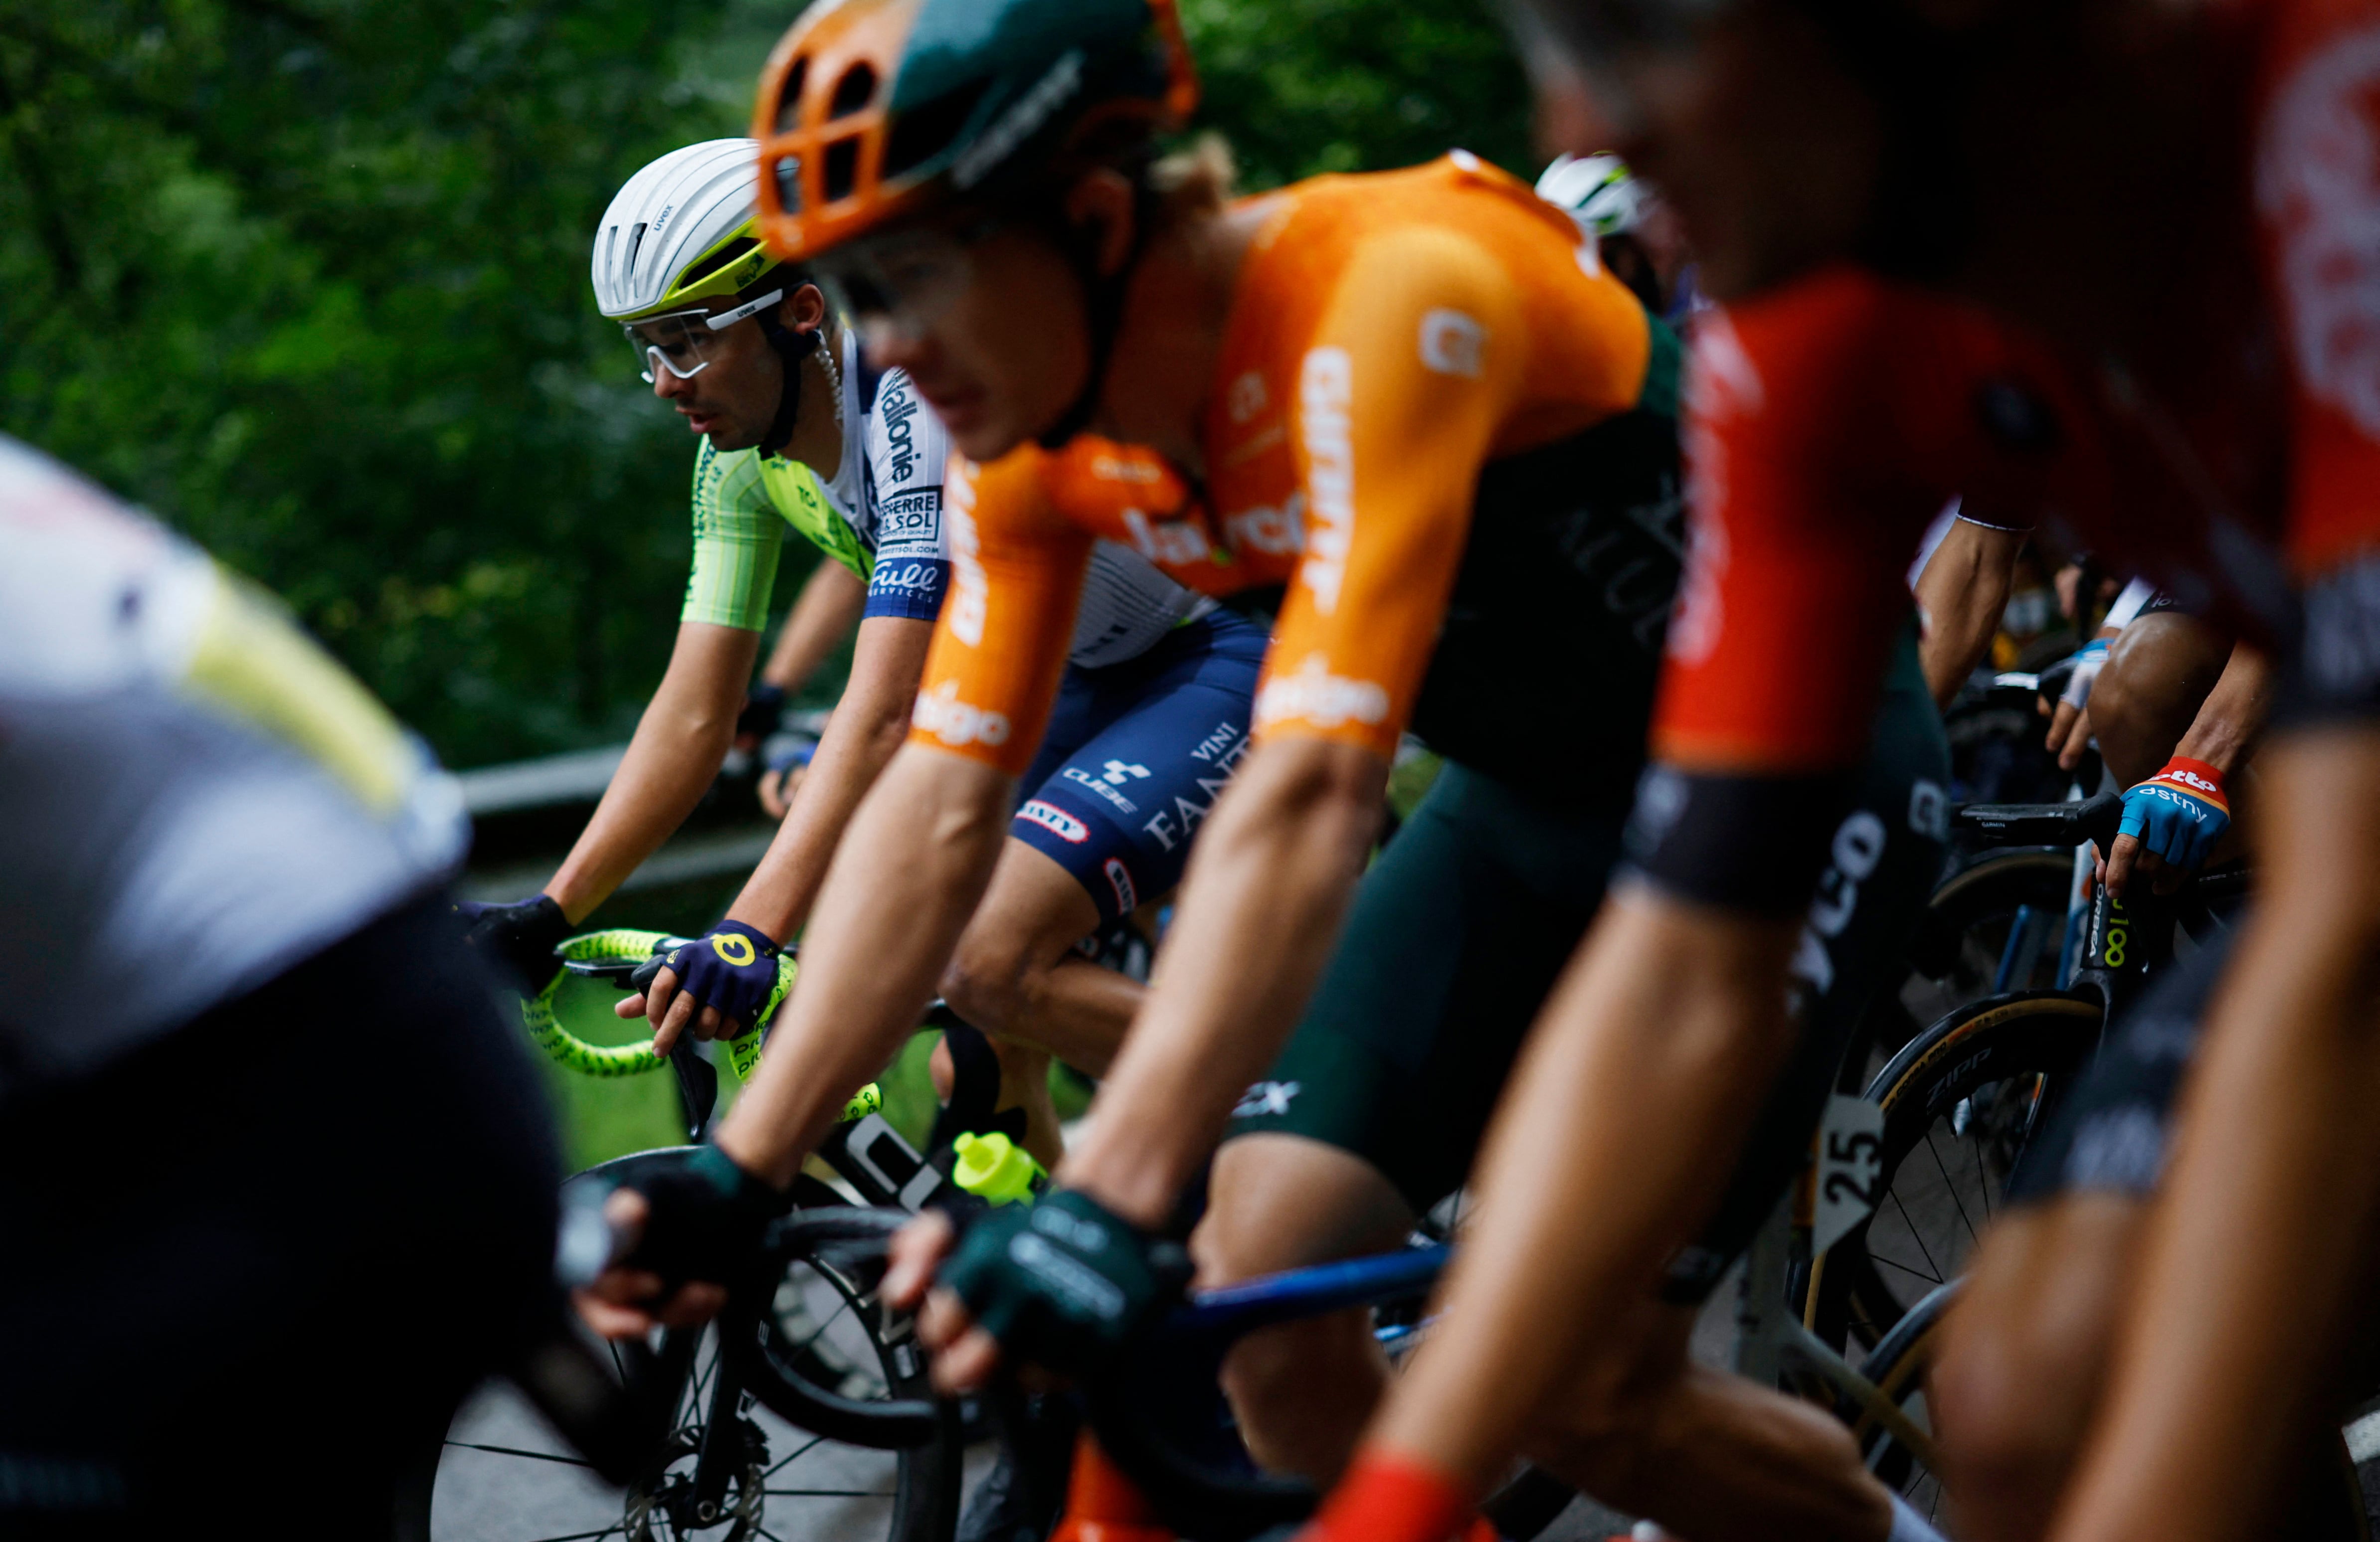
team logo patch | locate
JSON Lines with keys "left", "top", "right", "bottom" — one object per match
{"left": 1419, "top": 309, "right": 1487, "bottom": 378}
{"left": 913, "top": 679, "right": 1010, "bottom": 748}
{"left": 1233, "top": 1080, "right": 1300, "bottom": 1119}
{"left": 1018, "top": 800, "right": 1090, "bottom": 844}
{"left": 2259, "top": 26, "right": 2380, "bottom": 436}
{"left": 1103, "top": 857, "right": 1138, "bottom": 916}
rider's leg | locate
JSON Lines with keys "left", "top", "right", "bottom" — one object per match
{"left": 1191, "top": 1134, "right": 1416, "bottom": 1482}
{"left": 942, "top": 840, "right": 1136, "bottom": 1075}
{"left": 1202, "top": 753, "right": 1626, "bottom": 1480}
{"left": 2087, "top": 611, "right": 2230, "bottom": 786}
{"left": 1931, "top": 1196, "right": 2145, "bottom": 1542}
{"left": 1524, "top": 1295, "right": 1895, "bottom": 1542}
{"left": 943, "top": 610, "right": 1269, "bottom": 1161}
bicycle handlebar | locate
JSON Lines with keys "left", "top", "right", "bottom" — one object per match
{"left": 1955, "top": 789, "right": 2125, "bottom": 851}
{"left": 521, "top": 929, "right": 788, "bottom": 1080}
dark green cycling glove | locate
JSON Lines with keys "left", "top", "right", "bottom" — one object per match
{"left": 623, "top": 1144, "right": 793, "bottom": 1291}
{"left": 936, "top": 1188, "right": 1191, "bottom": 1376}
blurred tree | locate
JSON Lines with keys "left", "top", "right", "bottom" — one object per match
{"left": 0, "top": 0, "right": 1534, "bottom": 769}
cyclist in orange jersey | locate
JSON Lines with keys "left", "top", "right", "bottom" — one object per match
{"left": 1289, "top": 1, "right": 2380, "bottom": 1541}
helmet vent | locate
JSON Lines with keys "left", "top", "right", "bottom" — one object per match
{"left": 829, "top": 63, "right": 878, "bottom": 120}
{"left": 624, "top": 221, "right": 648, "bottom": 276}
{"left": 776, "top": 58, "right": 810, "bottom": 134}
{"left": 774, "top": 156, "right": 804, "bottom": 215}
{"left": 883, "top": 80, "right": 990, "bottom": 180}
{"left": 600, "top": 225, "right": 618, "bottom": 288}
{"left": 682, "top": 235, "right": 760, "bottom": 287}
{"left": 824, "top": 138, "right": 862, "bottom": 203}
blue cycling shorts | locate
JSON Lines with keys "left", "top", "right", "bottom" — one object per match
{"left": 1009, "top": 609, "right": 1268, "bottom": 928}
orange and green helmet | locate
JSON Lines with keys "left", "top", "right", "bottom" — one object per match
{"left": 752, "top": 0, "right": 1198, "bottom": 264}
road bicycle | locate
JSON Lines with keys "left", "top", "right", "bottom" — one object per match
{"left": 430, "top": 930, "right": 994, "bottom": 1542}
{"left": 1799, "top": 789, "right": 2265, "bottom": 1353}
{"left": 748, "top": 1078, "right": 1957, "bottom": 1540}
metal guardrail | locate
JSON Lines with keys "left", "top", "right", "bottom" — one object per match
{"left": 453, "top": 709, "right": 829, "bottom": 898}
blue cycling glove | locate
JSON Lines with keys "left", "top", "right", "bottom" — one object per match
{"left": 2058, "top": 637, "right": 2111, "bottom": 710}
{"left": 2118, "top": 757, "right": 2231, "bottom": 871}
{"left": 666, "top": 920, "right": 782, "bottom": 1030}
{"left": 455, "top": 893, "right": 570, "bottom": 995}
{"left": 935, "top": 1188, "right": 1191, "bottom": 1376}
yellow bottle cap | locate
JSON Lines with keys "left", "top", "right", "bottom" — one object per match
{"left": 951, "top": 1131, "right": 1046, "bottom": 1206}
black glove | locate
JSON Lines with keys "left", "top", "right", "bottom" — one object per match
{"left": 455, "top": 893, "right": 571, "bottom": 995}
{"left": 935, "top": 1189, "right": 1191, "bottom": 1376}
{"left": 663, "top": 920, "right": 782, "bottom": 1031}
{"left": 737, "top": 682, "right": 788, "bottom": 741}
{"left": 624, "top": 1144, "right": 793, "bottom": 1291}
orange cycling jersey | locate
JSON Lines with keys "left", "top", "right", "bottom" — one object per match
{"left": 911, "top": 154, "right": 1684, "bottom": 799}
{"left": 1650, "top": 0, "right": 2380, "bottom": 790}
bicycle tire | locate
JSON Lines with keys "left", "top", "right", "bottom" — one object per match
{"left": 1840, "top": 1281, "right": 1956, "bottom": 1523}
{"left": 1903, "top": 848, "right": 2076, "bottom": 1022}
{"left": 1801, "top": 991, "right": 2101, "bottom": 1350}
{"left": 733, "top": 1207, "right": 950, "bottom": 1449}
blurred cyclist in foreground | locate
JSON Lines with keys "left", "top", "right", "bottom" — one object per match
{"left": 1305, "top": 1, "right": 2380, "bottom": 1540}
{"left": 0, "top": 438, "right": 557, "bottom": 1538}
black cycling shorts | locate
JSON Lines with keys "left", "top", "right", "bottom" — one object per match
{"left": 0, "top": 892, "right": 560, "bottom": 1539}
{"left": 1229, "top": 635, "right": 1952, "bottom": 1306}
{"left": 2004, "top": 924, "right": 2238, "bottom": 1205}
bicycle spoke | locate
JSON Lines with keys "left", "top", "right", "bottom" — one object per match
{"left": 1872, "top": 1250, "right": 1947, "bottom": 1286}
{"left": 763, "top": 1433, "right": 828, "bottom": 1478}
{"left": 442, "top": 1440, "right": 598, "bottom": 1469}
{"left": 1885, "top": 1186, "right": 1945, "bottom": 1286}
{"left": 520, "top": 1528, "right": 624, "bottom": 1542}
{"left": 1923, "top": 1128, "right": 1982, "bottom": 1248}
{"left": 765, "top": 1487, "right": 898, "bottom": 1498}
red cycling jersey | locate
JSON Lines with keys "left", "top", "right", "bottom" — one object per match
{"left": 1650, "top": 0, "right": 2380, "bottom": 790}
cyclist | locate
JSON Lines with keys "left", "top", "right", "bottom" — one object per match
{"left": 469, "top": 141, "right": 1261, "bottom": 1162}
{"left": 1535, "top": 153, "right": 1698, "bottom": 321}
{"left": 0, "top": 437, "right": 559, "bottom": 1537}
{"left": 571, "top": 6, "right": 1950, "bottom": 1539}
{"left": 1297, "top": 2, "right": 2380, "bottom": 1541}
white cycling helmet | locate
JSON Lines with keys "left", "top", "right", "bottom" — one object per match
{"left": 1535, "top": 153, "right": 1654, "bottom": 240}
{"left": 592, "top": 139, "right": 783, "bottom": 323}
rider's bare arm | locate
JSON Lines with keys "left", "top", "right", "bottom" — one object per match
{"left": 1915, "top": 516, "right": 2027, "bottom": 708}
{"left": 1370, "top": 893, "right": 1802, "bottom": 1488}
{"left": 758, "top": 559, "right": 866, "bottom": 696}
{"left": 2104, "top": 639, "right": 2271, "bottom": 897}
{"left": 713, "top": 744, "right": 1017, "bottom": 1185}
{"left": 2050, "top": 729, "right": 2380, "bottom": 1542}
{"left": 641, "top": 613, "right": 934, "bottom": 1049}
{"left": 1061, "top": 735, "right": 1388, "bottom": 1226}
{"left": 545, "top": 622, "right": 761, "bottom": 922}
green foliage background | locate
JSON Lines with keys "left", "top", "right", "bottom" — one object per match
{"left": 0, "top": 0, "right": 1534, "bottom": 768}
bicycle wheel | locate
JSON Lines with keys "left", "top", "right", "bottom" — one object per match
{"left": 1841, "top": 1283, "right": 1955, "bottom": 1526}
{"left": 433, "top": 1195, "right": 959, "bottom": 1542}
{"left": 1801, "top": 992, "right": 2100, "bottom": 1351}
{"left": 1901, "top": 849, "right": 2076, "bottom": 1029}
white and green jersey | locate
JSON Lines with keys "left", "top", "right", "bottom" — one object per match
{"left": 683, "top": 329, "right": 1211, "bottom": 668}
{"left": 0, "top": 437, "right": 466, "bottom": 1095}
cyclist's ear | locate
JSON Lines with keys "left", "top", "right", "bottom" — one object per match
{"left": 784, "top": 282, "right": 830, "bottom": 337}
{"left": 1059, "top": 168, "right": 1138, "bottom": 280}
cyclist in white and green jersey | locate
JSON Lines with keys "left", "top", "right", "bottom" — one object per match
{"left": 465, "top": 140, "right": 1264, "bottom": 1164}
